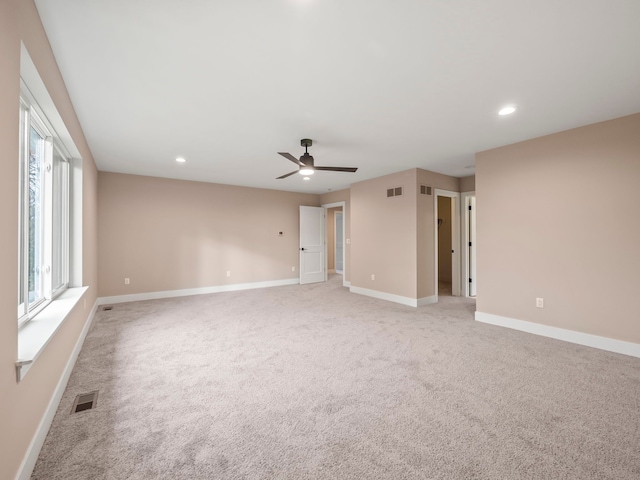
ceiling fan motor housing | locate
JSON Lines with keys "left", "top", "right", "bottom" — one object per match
{"left": 300, "top": 153, "right": 314, "bottom": 166}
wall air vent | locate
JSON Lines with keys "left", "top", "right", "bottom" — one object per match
{"left": 420, "top": 185, "right": 432, "bottom": 195}
{"left": 387, "top": 186, "right": 403, "bottom": 197}
{"left": 71, "top": 391, "right": 99, "bottom": 413}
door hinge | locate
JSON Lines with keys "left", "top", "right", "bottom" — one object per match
{"left": 469, "top": 278, "right": 472, "bottom": 283}
{"left": 468, "top": 205, "right": 472, "bottom": 210}
{"left": 469, "top": 242, "right": 472, "bottom": 247}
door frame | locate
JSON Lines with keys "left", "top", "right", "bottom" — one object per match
{"left": 461, "top": 191, "right": 476, "bottom": 297}
{"left": 321, "top": 201, "right": 347, "bottom": 287}
{"left": 335, "top": 211, "right": 344, "bottom": 274}
{"left": 434, "top": 190, "right": 461, "bottom": 298}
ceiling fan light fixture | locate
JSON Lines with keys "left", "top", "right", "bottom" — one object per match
{"left": 498, "top": 105, "right": 517, "bottom": 116}
{"left": 299, "top": 167, "right": 314, "bottom": 176}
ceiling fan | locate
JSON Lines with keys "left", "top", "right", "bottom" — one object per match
{"left": 276, "top": 139, "right": 358, "bottom": 179}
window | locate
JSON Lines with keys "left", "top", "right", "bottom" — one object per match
{"left": 18, "top": 95, "right": 70, "bottom": 326}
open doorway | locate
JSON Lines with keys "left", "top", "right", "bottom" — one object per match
{"left": 437, "top": 196, "right": 453, "bottom": 296}
{"left": 434, "top": 190, "right": 460, "bottom": 298}
{"left": 322, "top": 201, "right": 347, "bottom": 287}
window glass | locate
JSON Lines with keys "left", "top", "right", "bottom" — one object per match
{"left": 28, "top": 124, "right": 45, "bottom": 307}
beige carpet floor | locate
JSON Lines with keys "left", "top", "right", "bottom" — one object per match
{"left": 32, "top": 275, "right": 640, "bottom": 479}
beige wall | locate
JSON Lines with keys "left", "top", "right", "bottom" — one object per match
{"left": 351, "top": 169, "right": 418, "bottom": 298}
{"left": 320, "top": 189, "right": 351, "bottom": 282}
{"left": 98, "top": 173, "right": 320, "bottom": 296}
{"left": 476, "top": 113, "right": 640, "bottom": 343}
{"left": 0, "top": 1, "right": 99, "bottom": 479}
{"left": 460, "top": 175, "right": 475, "bottom": 192}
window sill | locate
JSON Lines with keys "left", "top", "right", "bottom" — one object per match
{"left": 16, "top": 286, "right": 88, "bottom": 382}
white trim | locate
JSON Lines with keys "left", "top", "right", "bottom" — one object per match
{"left": 17, "top": 287, "right": 89, "bottom": 381}
{"left": 350, "top": 286, "right": 435, "bottom": 308}
{"left": 475, "top": 311, "right": 640, "bottom": 358}
{"left": 343, "top": 280, "right": 351, "bottom": 287}
{"left": 16, "top": 298, "right": 99, "bottom": 480}
{"left": 417, "top": 295, "right": 438, "bottom": 306}
{"left": 350, "top": 286, "right": 416, "bottom": 306}
{"left": 98, "top": 278, "right": 300, "bottom": 305}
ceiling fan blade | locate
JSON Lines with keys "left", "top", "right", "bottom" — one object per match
{"left": 315, "top": 166, "right": 358, "bottom": 173}
{"left": 278, "top": 152, "right": 304, "bottom": 166}
{"left": 276, "top": 170, "right": 299, "bottom": 179}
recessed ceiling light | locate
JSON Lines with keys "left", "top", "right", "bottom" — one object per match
{"left": 498, "top": 105, "right": 517, "bottom": 116}
{"left": 303, "top": 176, "right": 311, "bottom": 181}
{"left": 175, "top": 157, "right": 186, "bottom": 163}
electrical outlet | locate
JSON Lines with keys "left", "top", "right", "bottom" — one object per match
{"left": 536, "top": 297, "right": 544, "bottom": 308}
{"left": 371, "top": 274, "right": 375, "bottom": 280}
{"left": 346, "top": 238, "right": 351, "bottom": 244}
{"left": 291, "top": 266, "right": 295, "bottom": 272}
{"left": 124, "top": 277, "right": 130, "bottom": 285}
{"left": 226, "top": 271, "right": 231, "bottom": 277}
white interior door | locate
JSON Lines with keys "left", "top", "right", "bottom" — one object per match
{"left": 469, "top": 196, "right": 477, "bottom": 296}
{"left": 300, "top": 206, "right": 325, "bottom": 284}
{"left": 335, "top": 212, "right": 344, "bottom": 273}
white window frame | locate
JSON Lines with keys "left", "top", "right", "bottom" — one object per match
{"left": 18, "top": 90, "right": 71, "bottom": 327}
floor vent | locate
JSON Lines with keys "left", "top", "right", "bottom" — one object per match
{"left": 71, "top": 391, "right": 98, "bottom": 414}
{"left": 101, "top": 305, "right": 113, "bottom": 311}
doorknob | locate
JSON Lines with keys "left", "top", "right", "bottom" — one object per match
{"left": 300, "top": 247, "right": 305, "bottom": 251}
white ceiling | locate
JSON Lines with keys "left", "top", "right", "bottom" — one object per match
{"left": 34, "top": 0, "right": 640, "bottom": 194}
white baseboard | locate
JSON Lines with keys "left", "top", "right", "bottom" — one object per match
{"left": 343, "top": 280, "right": 351, "bottom": 287}
{"left": 98, "top": 278, "right": 300, "bottom": 305}
{"left": 475, "top": 311, "right": 640, "bottom": 359}
{"left": 417, "top": 295, "right": 438, "bottom": 306}
{"left": 350, "top": 286, "right": 435, "bottom": 308}
{"left": 17, "top": 299, "right": 99, "bottom": 480}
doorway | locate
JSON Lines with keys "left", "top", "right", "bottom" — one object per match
{"left": 434, "top": 190, "right": 460, "bottom": 298}
{"left": 321, "top": 201, "right": 347, "bottom": 287}
{"left": 437, "top": 196, "right": 453, "bottom": 296}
